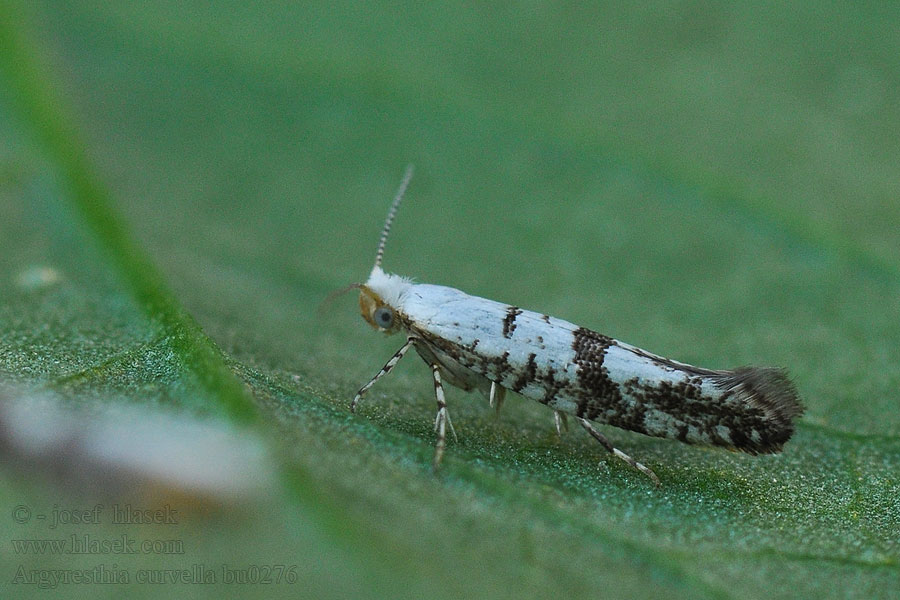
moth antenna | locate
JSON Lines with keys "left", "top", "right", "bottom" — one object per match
{"left": 317, "top": 282, "right": 362, "bottom": 316}
{"left": 374, "top": 164, "right": 414, "bottom": 269}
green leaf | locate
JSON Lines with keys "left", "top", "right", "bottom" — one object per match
{"left": 1, "top": 2, "right": 898, "bottom": 599}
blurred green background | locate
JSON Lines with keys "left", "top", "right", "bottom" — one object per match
{"left": 1, "top": 1, "right": 898, "bottom": 598}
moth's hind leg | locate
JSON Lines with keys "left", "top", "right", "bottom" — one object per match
{"left": 431, "top": 364, "right": 457, "bottom": 470}
{"left": 489, "top": 381, "right": 506, "bottom": 418}
{"left": 351, "top": 337, "right": 415, "bottom": 412}
{"left": 577, "top": 418, "right": 660, "bottom": 486}
{"left": 554, "top": 410, "right": 569, "bottom": 435}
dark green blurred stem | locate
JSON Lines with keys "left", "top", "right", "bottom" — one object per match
{"left": 0, "top": 10, "right": 411, "bottom": 585}
{"left": 0, "top": 2, "right": 258, "bottom": 424}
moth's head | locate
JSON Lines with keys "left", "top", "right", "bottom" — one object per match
{"left": 358, "top": 266, "right": 411, "bottom": 334}
{"left": 357, "top": 165, "right": 415, "bottom": 335}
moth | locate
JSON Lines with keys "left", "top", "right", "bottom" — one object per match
{"left": 350, "top": 166, "right": 803, "bottom": 484}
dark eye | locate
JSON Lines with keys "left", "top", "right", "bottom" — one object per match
{"left": 374, "top": 307, "right": 394, "bottom": 328}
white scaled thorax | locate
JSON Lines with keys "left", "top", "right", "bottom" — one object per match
{"left": 365, "top": 266, "right": 412, "bottom": 310}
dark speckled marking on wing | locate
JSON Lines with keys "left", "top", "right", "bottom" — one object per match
{"left": 570, "top": 328, "right": 620, "bottom": 419}
{"left": 502, "top": 306, "right": 523, "bottom": 338}
{"left": 511, "top": 353, "right": 538, "bottom": 392}
{"left": 540, "top": 367, "right": 561, "bottom": 405}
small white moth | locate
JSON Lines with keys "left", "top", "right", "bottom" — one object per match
{"left": 351, "top": 166, "right": 803, "bottom": 484}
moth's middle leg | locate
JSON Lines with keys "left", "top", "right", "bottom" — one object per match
{"left": 431, "top": 364, "right": 457, "bottom": 470}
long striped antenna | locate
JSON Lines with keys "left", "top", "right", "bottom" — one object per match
{"left": 374, "top": 165, "right": 414, "bottom": 269}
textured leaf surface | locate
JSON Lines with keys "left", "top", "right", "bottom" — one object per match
{"left": 1, "top": 2, "right": 898, "bottom": 599}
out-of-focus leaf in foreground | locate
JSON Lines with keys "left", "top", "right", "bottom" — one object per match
{"left": 1, "top": 2, "right": 898, "bottom": 599}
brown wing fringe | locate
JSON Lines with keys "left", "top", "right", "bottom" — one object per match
{"left": 710, "top": 367, "right": 804, "bottom": 453}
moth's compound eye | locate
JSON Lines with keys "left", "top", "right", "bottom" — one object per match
{"left": 373, "top": 307, "right": 394, "bottom": 329}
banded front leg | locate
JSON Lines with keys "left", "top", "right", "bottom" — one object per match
{"left": 351, "top": 337, "right": 415, "bottom": 412}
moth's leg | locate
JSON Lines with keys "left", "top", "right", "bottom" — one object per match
{"left": 489, "top": 381, "right": 506, "bottom": 418}
{"left": 554, "top": 410, "right": 569, "bottom": 435}
{"left": 431, "top": 364, "right": 457, "bottom": 470}
{"left": 351, "top": 337, "right": 415, "bottom": 413}
{"left": 577, "top": 418, "right": 660, "bottom": 486}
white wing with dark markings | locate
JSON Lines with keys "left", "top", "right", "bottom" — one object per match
{"left": 400, "top": 282, "right": 801, "bottom": 453}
